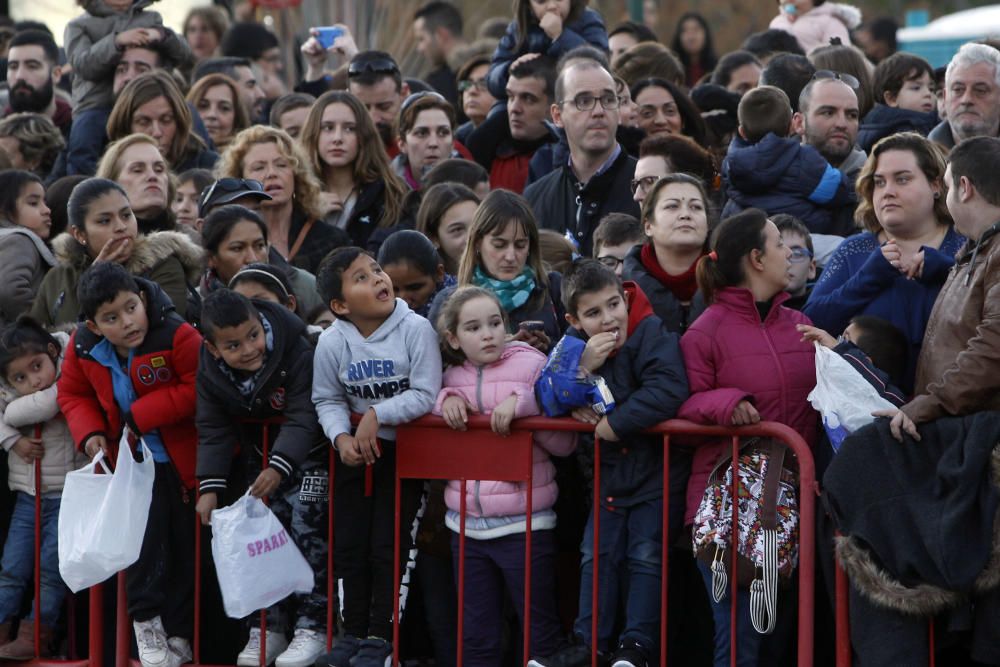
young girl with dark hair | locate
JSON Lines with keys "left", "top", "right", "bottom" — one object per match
{"left": 0, "top": 171, "right": 55, "bottom": 325}
{"left": 377, "top": 230, "right": 455, "bottom": 318}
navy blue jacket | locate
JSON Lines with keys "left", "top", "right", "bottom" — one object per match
{"left": 196, "top": 300, "right": 324, "bottom": 494}
{"left": 722, "top": 133, "right": 857, "bottom": 236}
{"left": 487, "top": 8, "right": 608, "bottom": 100}
{"left": 622, "top": 244, "right": 706, "bottom": 334}
{"left": 561, "top": 285, "right": 689, "bottom": 507}
{"left": 858, "top": 104, "right": 938, "bottom": 153}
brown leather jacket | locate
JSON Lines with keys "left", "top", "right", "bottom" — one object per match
{"left": 903, "top": 224, "right": 1000, "bottom": 423}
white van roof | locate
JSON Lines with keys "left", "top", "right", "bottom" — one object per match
{"left": 899, "top": 5, "right": 1000, "bottom": 41}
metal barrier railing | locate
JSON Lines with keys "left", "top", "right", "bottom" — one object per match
{"left": 392, "top": 416, "right": 817, "bottom": 667}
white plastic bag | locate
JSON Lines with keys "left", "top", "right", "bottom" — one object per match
{"left": 807, "top": 342, "right": 895, "bottom": 452}
{"left": 210, "top": 493, "right": 314, "bottom": 619}
{"left": 58, "top": 435, "right": 155, "bottom": 592}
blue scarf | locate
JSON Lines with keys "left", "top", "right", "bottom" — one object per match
{"left": 472, "top": 265, "right": 536, "bottom": 311}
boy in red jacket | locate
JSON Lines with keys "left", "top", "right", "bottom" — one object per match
{"left": 58, "top": 262, "right": 201, "bottom": 667}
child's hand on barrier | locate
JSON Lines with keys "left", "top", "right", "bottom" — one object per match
{"left": 83, "top": 434, "right": 109, "bottom": 460}
{"left": 195, "top": 492, "right": 217, "bottom": 525}
{"left": 13, "top": 436, "right": 44, "bottom": 463}
{"left": 571, "top": 406, "right": 600, "bottom": 425}
{"left": 441, "top": 395, "right": 473, "bottom": 431}
{"left": 595, "top": 416, "right": 618, "bottom": 442}
{"left": 796, "top": 324, "right": 837, "bottom": 348}
{"left": 731, "top": 400, "right": 761, "bottom": 426}
{"left": 353, "top": 408, "right": 382, "bottom": 465}
{"left": 491, "top": 394, "right": 519, "bottom": 436}
{"left": 250, "top": 468, "right": 281, "bottom": 498}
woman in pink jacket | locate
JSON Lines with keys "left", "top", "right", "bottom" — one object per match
{"left": 679, "top": 208, "right": 817, "bottom": 667}
{"left": 769, "top": 0, "right": 862, "bottom": 54}
{"left": 432, "top": 286, "right": 575, "bottom": 667}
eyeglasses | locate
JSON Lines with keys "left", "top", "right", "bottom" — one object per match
{"left": 558, "top": 91, "right": 621, "bottom": 112}
{"left": 597, "top": 255, "right": 625, "bottom": 270}
{"left": 458, "top": 79, "right": 487, "bottom": 93}
{"left": 347, "top": 57, "right": 400, "bottom": 78}
{"left": 399, "top": 90, "right": 447, "bottom": 115}
{"left": 630, "top": 175, "right": 659, "bottom": 195}
{"left": 198, "top": 178, "right": 266, "bottom": 216}
{"left": 789, "top": 246, "right": 813, "bottom": 263}
{"left": 811, "top": 69, "right": 860, "bottom": 90}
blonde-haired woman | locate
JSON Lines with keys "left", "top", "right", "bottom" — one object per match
{"left": 186, "top": 74, "right": 250, "bottom": 152}
{"left": 107, "top": 70, "right": 218, "bottom": 173}
{"left": 217, "top": 125, "right": 342, "bottom": 274}
{"left": 299, "top": 90, "right": 407, "bottom": 249}
{"left": 97, "top": 134, "right": 177, "bottom": 235}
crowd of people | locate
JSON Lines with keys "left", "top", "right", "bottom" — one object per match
{"left": 0, "top": 0, "right": 998, "bottom": 666}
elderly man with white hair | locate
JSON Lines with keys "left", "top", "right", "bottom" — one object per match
{"left": 928, "top": 42, "right": 1000, "bottom": 148}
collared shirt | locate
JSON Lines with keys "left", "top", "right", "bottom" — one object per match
{"left": 568, "top": 143, "right": 622, "bottom": 188}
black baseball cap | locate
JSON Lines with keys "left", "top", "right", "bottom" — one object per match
{"left": 198, "top": 178, "right": 273, "bottom": 217}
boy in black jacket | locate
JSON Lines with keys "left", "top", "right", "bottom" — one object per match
{"left": 195, "top": 290, "right": 328, "bottom": 667}
{"left": 531, "top": 261, "right": 690, "bottom": 667}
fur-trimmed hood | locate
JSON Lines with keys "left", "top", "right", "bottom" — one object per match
{"left": 810, "top": 2, "right": 863, "bottom": 30}
{"left": 51, "top": 230, "right": 203, "bottom": 285}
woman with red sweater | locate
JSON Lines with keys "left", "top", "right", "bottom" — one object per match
{"left": 678, "top": 208, "right": 817, "bottom": 667}
{"left": 623, "top": 173, "right": 710, "bottom": 333}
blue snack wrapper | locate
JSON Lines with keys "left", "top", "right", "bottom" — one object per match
{"left": 536, "top": 336, "right": 615, "bottom": 417}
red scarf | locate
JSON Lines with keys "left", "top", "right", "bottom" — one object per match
{"left": 640, "top": 243, "right": 701, "bottom": 302}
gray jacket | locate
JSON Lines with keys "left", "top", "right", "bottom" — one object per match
{"left": 64, "top": 0, "right": 192, "bottom": 113}
{"left": 0, "top": 226, "right": 56, "bottom": 326}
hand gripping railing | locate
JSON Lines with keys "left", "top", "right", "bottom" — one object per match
{"left": 391, "top": 416, "right": 817, "bottom": 667}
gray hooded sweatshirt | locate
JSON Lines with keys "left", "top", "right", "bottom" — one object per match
{"left": 313, "top": 298, "right": 442, "bottom": 443}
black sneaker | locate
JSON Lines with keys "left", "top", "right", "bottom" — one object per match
{"left": 313, "top": 635, "right": 361, "bottom": 667}
{"left": 609, "top": 637, "right": 649, "bottom": 667}
{"left": 527, "top": 643, "right": 600, "bottom": 667}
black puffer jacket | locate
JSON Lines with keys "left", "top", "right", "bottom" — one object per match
{"left": 623, "top": 244, "right": 707, "bottom": 334}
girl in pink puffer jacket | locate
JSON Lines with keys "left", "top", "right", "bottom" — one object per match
{"left": 433, "top": 286, "right": 575, "bottom": 666}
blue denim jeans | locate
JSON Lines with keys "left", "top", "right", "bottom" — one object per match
{"left": 66, "top": 107, "right": 109, "bottom": 176}
{"left": 573, "top": 498, "right": 662, "bottom": 653}
{"left": 696, "top": 559, "right": 764, "bottom": 667}
{"left": 0, "top": 492, "right": 64, "bottom": 627}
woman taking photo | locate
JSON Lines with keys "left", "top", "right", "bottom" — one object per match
{"left": 624, "top": 173, "right": 709, "bottom": 333}
{"left": 804, "top": 133, "right": 963, "bottom": 390}
{"left": 216, "top": 125, "right": 341, "bottom": 275}
{"left": 30, "top": 177, "right": 202, "bottom": 326}
{"left": 107, "top": 71, "right": 218, "bottom": 173}
{"left": 96, "top": 134, "right": 175, "bottom": 235}
{"left": 186, "top": 74, "right": 250, "bottom": 152}
{"left": 430, "top": 189, "right": 564, "bottom": 352}
{"left": 679, "top": 208, "right": 816, "bottom": 667}
{"left": 415, "top": 182, "right": 480, "bottom": 276}
{"left": 299, "top": 91, "right": 407, "bottom": 249}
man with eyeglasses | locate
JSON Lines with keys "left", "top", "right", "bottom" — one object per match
{"left": 793, "top": 70, "right": 866, "bottom": 264}
{"left": 929, "top": 43, "right": 1000, "bottom": 149}
{"left": 524, "top": 61, "right": 640, "bottom": 256}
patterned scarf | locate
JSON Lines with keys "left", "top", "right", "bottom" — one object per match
{"left": 472, "top": 265, "right": 536, "bottom": 311}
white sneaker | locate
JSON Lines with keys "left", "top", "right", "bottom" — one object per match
{"left": 133, "top": 617, "right": 171, "bottom": 667}
{"left": 237, "top": 628, "right": 289, "bottom": 667}
{"left": 167, "top": 637, "right": 192, "bottom": 664}
{"left": 275, "top": 629, "right": 326, "bottom": 667}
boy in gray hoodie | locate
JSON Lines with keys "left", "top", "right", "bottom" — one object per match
{"left": 311, "top": 247, "right": 442, "bottom": 667}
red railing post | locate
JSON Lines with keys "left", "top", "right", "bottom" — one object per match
{"left": 115, "top": 571, "right": 129, "bottom": 667}
{"left": 729, "top": 435, "right": 739, "bottom": 667}
{"left": 391, "top": 463, "right": 402, "bottom": 667}
{"left": 660, "top": 435, "right": 670, "bottom": 667}
{"left": 88, "top": 583, "right": 104, "bottom": 667}
{"left": 33, "top": 424, "right": 42, "bottom": 658}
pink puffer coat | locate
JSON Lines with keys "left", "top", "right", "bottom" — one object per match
{"left": 433, "top": 342, "right": 576, "bottom": 518}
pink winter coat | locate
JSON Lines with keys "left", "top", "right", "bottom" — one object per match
{"left": 678, "top": 288, "right": 818, "bottom": 524}
{"left": 433, "top": 342, "right": 576, "bottom": 519}
{"left": 769, "top": 2, "right": 862, "bottom": 54}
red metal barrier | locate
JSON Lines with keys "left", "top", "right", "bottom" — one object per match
{"left": 392, "top": 416, "right": 816, "bottom": 667}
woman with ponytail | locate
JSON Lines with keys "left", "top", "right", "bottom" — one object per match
{"left": 677, "top": 208, "right": 818, "bottom": 667}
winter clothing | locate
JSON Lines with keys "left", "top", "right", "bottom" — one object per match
{"left": 0, "top": 331, "right": 88, "bottom": 495}
{"left": 284, "top": 207, "right": 347, "bottom": 277}
{"left": 390, "top": 142, "right": 474, "bottom": 191}
{"left": 433, "top": 342, "right": 576, "bottom": 538}
{"left": 858, "top": 104, "right": 939, "bottom": 153}
{"left": 527, "top": 125, "right": 644, "bottom": 187}
{"left": 679, "top": 288, "right": 818, "bottom": 526}
{"left": 334, "top": 179, "right": 394, "bottom": 250}
{"left": 465, "top": 107, "right": 559, "bottom": 194}
{"left": 524, "top": 146, "right": 640, "bottom": 257}
{"left": 196, "top": 300, "right": 324, "bottom": 493}
{"left": 833, "top": 340, "right": 906, "bottom": 407}
{"left": 804, "top": 228, "right": 965, "bottom": 392}
{"left": 473, "top": 266, "right": 536, "bottom": 311}
{"left": 721, "top": 133, "right": 857, "bottom": 236}
{"left": 64, "top": 0, "right": 193, "bottom": 114}
{"left": 902, "top": 225, "right": 1000, "bottom": 424}
{"left": 0, "top": 226, "right": 56, "bottom": 326}
{"left": 426, "top": 64, "right": 460, "bottom": 109}
{"left": 487, "top": 9, "right": 608, "bottom": 101}
{"left": 57, "top": 278, "right": 201, "bottom": 489}
{"left": 623, "top": 244, "right": 707, "bottom": 333}
{"left": 928, "top": 120, "right": 960, "bottom": 150}
{"left": 313, "top": 297, "right": 442, "bottom": 445}
{"left": 30, "top": 230, "right": 203, "bottom": 327}
{"left": 768, "top": 2, "right": 862, "bottom": 54}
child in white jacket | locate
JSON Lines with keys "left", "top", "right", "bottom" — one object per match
{"left": 0, "top": 318, "right": 87, "bottom": 658}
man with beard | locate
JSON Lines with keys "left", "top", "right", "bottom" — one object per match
{"left": 792, "top": 72, "right": 865, "bottom": 264}
{"left": 6, "top": 30, "right": 71, "bottom": 139}
{"left": 347, "top": 51, "right": 410, "bottom": 159}
{"left": 929, "top": 43, "right": 1000, "bottom": 149}
{"left": 412, "top": 2, "right": 466, "bottom": 107}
